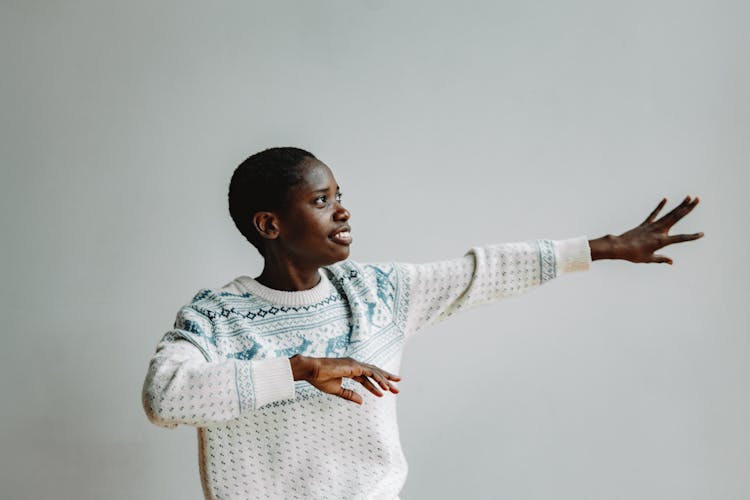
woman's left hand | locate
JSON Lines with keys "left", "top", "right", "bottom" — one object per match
{"left": 589, "top": 196, "right": 704, "bottom": 264}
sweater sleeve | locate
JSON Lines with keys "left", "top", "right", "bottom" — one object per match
{"left": 142, "top": 305, "right": 295, "bottom": 428}
{"left": 402, "top": 236, "right": 591, "bottom": 339}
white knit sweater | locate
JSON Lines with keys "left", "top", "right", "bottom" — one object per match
{"left": 142, "top": 237, "right": 591, "bottom": 499}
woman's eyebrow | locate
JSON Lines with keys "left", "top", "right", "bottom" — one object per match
{"left": 312, "top": 185, "right": 340, "bottom": 193}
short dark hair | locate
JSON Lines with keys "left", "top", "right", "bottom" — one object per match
{"left": 228, "top": 147, "right": 316, "bottom": 256}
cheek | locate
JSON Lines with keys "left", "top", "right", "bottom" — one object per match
{"left": 298, "top": 215, "right": 330, "bottom": 243}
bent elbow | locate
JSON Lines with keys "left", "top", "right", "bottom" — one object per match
{"left": 141, "top": 375, "right": 179, "bottom": 429}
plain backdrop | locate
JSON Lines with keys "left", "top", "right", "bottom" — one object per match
{"left": 1, "top": 1, "right": 748, "bottom": 499}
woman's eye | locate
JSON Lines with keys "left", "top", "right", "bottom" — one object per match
{"left": 315, "top": 193, "right": 342, "bottom": 206}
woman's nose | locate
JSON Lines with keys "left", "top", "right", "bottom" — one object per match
{"left": 334, "top": 204, "right": 350, "bottom": 221}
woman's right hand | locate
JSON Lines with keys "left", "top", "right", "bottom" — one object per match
{"left": 289, "top": 354, "right": 401, "bottom": 405}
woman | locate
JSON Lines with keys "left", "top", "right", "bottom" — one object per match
{"left": 142, "top": 147, "right": 703, "bottom": 499}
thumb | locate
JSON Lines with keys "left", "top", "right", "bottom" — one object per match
{"left": 651, "top": 254, "right": 673, "bottom": 265}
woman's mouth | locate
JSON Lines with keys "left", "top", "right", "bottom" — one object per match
{"left": 330, "top": 229, "right": 352, "bottom": 245}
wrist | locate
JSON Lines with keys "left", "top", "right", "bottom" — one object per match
{"left": 588, "top": 234, "right": 620, "bottom": 261}
{"left": 289, "top": 354, "right": 314, "bottom": 381}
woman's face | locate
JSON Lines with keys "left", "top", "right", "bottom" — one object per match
{"left": 273, "top": 159, "right": 352, "bottom": 268}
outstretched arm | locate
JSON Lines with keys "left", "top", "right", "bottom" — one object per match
{"left": 401, "top": 236, "right": 591, "bottom": 338}
{"left": 400, "top": 196, "right": 703, "bottom": 339}
{"left": 589, "top": 196, "right": 704, "bottom": 264}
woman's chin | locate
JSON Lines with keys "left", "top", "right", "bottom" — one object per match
{"left": 329, "top": 247, "right": 351, "bottom": 264}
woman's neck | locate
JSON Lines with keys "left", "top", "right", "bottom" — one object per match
{"left": 255, "top": 260, "right": 321, "bottom": 292}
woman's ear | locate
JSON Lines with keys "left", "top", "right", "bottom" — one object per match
{"left": 252, "top": 212, "right": 280, "bottom": 240}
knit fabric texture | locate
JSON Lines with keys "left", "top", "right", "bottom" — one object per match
{"left": 142, "top": 237, "right": 591, "bottom": 499}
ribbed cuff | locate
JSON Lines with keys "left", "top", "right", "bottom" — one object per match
{"left": 251, "top": 357, "right": 296, "bottom": 409}
{"left": 554, "top": 236, "right": 592, "bottom": 275}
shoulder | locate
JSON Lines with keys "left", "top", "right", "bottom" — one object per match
{"left": 172, "top": 282, "right": 238, "bottom": 329}
{"left": 172, "top": 288, "right": 222, "bottom": 328}
{"left": 182, "top": 275, "right": 254, "bottom": 316}
{"left": 324, "top": 259, "right": 409, "bottom": 296}
{"left": 217, "top": 277, "right": 247, "bottom": 296}
{"left": 324, "top": 258, "right": 400, "bottom": 279}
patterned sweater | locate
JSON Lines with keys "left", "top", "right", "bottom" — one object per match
{"left": 142, "top": 237, "right": 591, "bottom": 499}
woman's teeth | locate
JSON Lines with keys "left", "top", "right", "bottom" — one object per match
{"left": 332, "top": 231, "right": 352, "bottom": 244}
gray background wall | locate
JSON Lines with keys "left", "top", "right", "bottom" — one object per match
{"left": 1, "top": 1, "right": 748, "bottom": 499}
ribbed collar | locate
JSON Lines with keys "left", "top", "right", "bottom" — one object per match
{"left": 234, "top": 270, "right": 334, "bottom": 307}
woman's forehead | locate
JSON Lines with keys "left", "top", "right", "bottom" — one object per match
{"left": 298, "top": 160, "right": 337, "bottom": 191}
